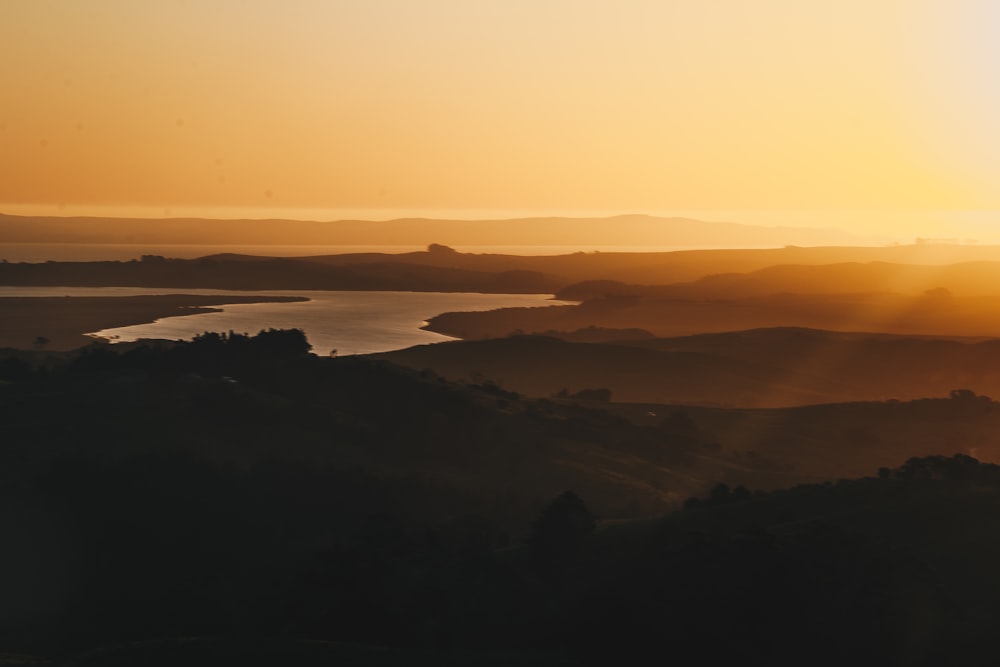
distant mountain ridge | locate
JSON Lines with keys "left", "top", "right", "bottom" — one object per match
{"left": 0, "top": 212, "right": 870, "bottom": 247}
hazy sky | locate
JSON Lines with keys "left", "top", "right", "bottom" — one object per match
{"left": 2, "top": 1, "right": 999, "bottom": 235}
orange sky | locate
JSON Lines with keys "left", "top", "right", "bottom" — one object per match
{"left": 1, "top": 1, "right": 999, "bottom": 238}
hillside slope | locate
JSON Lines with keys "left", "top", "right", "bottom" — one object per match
{"left": 376, "top": 329, "right": 1000, "bottom": 407}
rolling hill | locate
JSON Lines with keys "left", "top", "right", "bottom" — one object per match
{"left": 375, "top": 328, "right": 1000, "bottom": 408}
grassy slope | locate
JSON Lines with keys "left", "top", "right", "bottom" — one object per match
{"left": 377, "top": 328, "right": 1000, "bottom": 407}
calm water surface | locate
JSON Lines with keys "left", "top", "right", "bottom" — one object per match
{"left": 0, "top": 286, "right": 569, "bottom": 356}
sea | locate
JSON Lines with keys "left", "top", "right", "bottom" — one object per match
{"left": 0, "top": 286, "right": 569, "bottom": 356}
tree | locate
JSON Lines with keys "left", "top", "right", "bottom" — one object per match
{"left": 570, "top": 388, "right": 612, "bottom": 402}
{"left": 950, "top": 388, "right": 978, "bottom": 401}
{"left": 249, "top": 328, "right": 312, "bottom": 357}
{"left": 731, "top": 485, "right": 752, "bottom": 502}
{"left": 661, "top": 410, "right": 698, "bottom": 438}
{"left": 710, "top": 483, "right": 731, "bottom": 504}
{"left": 529, "top": 491, "right": 596, "bottom": 573}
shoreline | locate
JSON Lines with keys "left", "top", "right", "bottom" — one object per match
{"left": 0, "top": 294, "right": 309, "bottom": 351}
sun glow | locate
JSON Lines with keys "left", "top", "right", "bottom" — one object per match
{"left": 1, "top": 1, "right": 999, "bottom": 240}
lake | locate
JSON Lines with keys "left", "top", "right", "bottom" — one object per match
{"left": 0, "top": 286, "right": 569, "bottom": 355}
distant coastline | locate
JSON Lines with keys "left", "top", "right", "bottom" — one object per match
{"left": 2, "top": 204, "right": 995, "bottom": 244}
{"left": 0, "top": 242, "right": 783, "bottom": 263}
{"left": 0, "top": 212, "right": 877, "bottom": 249}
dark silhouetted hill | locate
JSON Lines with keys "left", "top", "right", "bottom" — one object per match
{"left": 424, "top": 287, "right": 1000, "bottom": 339}
{"left": 604, "top": 390, "right": 1000, "bottom": 481}
{"left": 557, "top": 260, "right": 1000, "bottom": 299}
{"left": 568, "top": 454, "right": 1000, "bottom": 665}
{"left": 376, "top": 328, "right": 1000, "bottom": 408}
{"left": 4, "top": 334, "right": 1000, "bottom": 664}
{"left": 0, "top": 255, "right": 563, "bottom": 293}
{"left": 373, "top": 334, "right": 841, "bottom": 407}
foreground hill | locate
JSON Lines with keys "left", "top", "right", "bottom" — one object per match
{"left": 0, "top": 333, "right": 740, "bottom": 525}
{"left": 3, "top": 333, "right": 999, "bottom": 663}
{"left": 0, "top": 331, "right": 789, "bottom": 654}
{"left": 569, "top": 455, "right": 1000, "bottom": 664}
